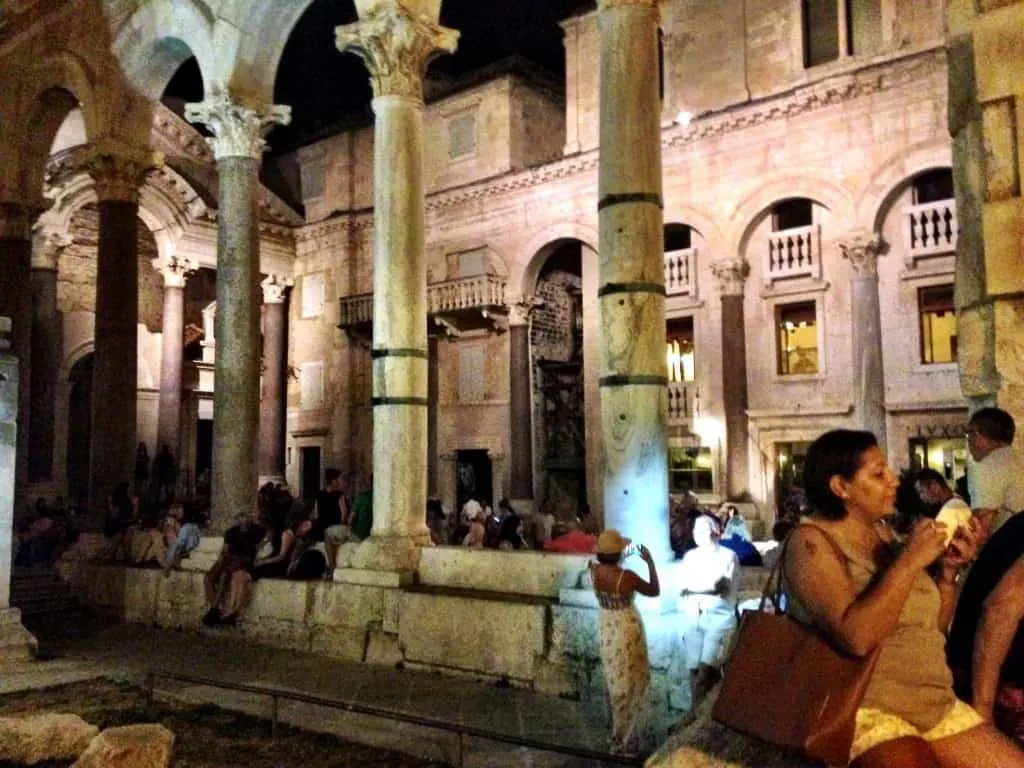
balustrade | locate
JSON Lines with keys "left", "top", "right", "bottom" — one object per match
{"left": 338, "top": 294, "right": 373, "bottom": 326}
{"left": 664, "top": 248, "right": 696, "bottom": 296}
{"left": 667, "top": 381, "right": 693, "bottom": 424}
{"left": 337, "top": 274, "right": 507, "bottom": 328}
{"left": 765, "top": 225, "right": 821, "bottom": 284}
{"left": 903, "top": 200, "right": 957, "bottom": 263}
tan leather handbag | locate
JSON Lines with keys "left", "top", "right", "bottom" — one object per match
{"left": 711, "top": 527, "right": 881, "bottom": 767}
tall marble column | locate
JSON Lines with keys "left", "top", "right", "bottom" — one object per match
{"left": 337, "top": 7, "right": 458, "bottom": 569}
{"left": 86, "top": 151, "right": 153, "bottom": 514}
{"left": 508, "top": 296, "right": 540, "bottom": 509}
{"left": 596, "top": 0, "right": 671, "bottom": 562}
{"left": 258, "top": 275, "right": 292, "bottom": 487}
{"left": 28, "top": 226, "right": 71, "bottom": 486}
{"left": 185, "top": 96, "right": 290, "bottom": 530}
{"left": 840, "top": 233, "right": 887, "bottom": 452}
{"left": 711, "top": 259, "right": 751, "bottom": 500}
{"left": 0, "top": 202, "right": 40, "bottom": 511}
{"left": 155, "top": 255, "right": 195, "bottom": 462}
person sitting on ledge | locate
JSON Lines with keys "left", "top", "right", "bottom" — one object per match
{"left": 202, "top": 505, "right": 265, "bottom": 627}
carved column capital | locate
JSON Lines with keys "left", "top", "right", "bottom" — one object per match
{"left": 710, "top": 259, "right": 750, "bottom": 296}
{"left": 0, "top": 202, "right": 45, "bottom": 240}
{"left": 31, "top": 225, "right": 73, "bottom": 270}
{"left": 185, "top": 94, "right": 292, "bottom": 160}
{"left": 839, "top": 231, "right": 884, "bottom": 278}
{"left": 261, "top": 274, "right": 294, "bottom": 304}
{"left": 85, "top": 146, "right": 161, "bottom": 203}
{"left": 336, "top": 7, "right": 459, "bottom": 101}
{"left": 508, "top": 295, "right": 545, "bottom": 327}
{"left": 153, "top": 255, "right": 196, "bottom": 289}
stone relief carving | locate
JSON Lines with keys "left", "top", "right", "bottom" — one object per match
{"left": 185, "top": 94, "right": 292, "bottom": 161}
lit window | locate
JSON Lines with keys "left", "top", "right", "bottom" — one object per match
{"left": 776, "top": 301, "right": 818, "bottom": 375}
{"left": 669, "top": 446, "right": 714, "bottom": 494}
{"left": 919, "top": 285, "right": 957, "bottom": 364}
{"left": 666, "top": 317, "right": 695, "bottom": 383}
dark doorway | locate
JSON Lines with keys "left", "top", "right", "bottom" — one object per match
{"left": 456, "top": 449, "right": 493, "bottom": 512}
{"left": 300, "top": 446, "right": 321, "bottom": 500}
{"left": 195, "top": 418, "right": 213, "bottom": 490}
{"left": 66, "top": 354, "right": 93, "bottom": 508}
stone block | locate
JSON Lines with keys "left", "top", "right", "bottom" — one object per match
{"left": 995, "top": 299, "right": 1024, "bottom": 384}
{"left": 365, "top": 630, "right": 403, "bottom": 666}
{"left": 417, "top": 548, "right": 589, "bottom": 598}
{"left": 981, "top": 98, "right": 1020, "bottom": 202}
{"left": 334, "top": 542, "right": 360, "bottom": 569}
{"left": 382, "top": 589, "right": 400, "bottom": 634}
{"left": 984, "top": 198, "right": 1024, "bottom": 295}
{"left": 973, "top": 6, "right": 1024, "bottom": 101}
{"left": 957, "top": 304, "right": 999, "bottom": 396}
{"left": 333, "top": 567, "right": 413, "bottom": 587}
{"left": 309, "top": 625, "right": 367, "bottom": 662}
{"left": 72, "top": 724, "right": 174, "bottom": 768}
{"left": 0, "top": 609, "right": 37, "bottom": 662}
{"left": 155, "top": 571, "right": 206, "bottom": 628}
{"left": 532, "top": 657, "right": 579, "bottom": 698}
{"left": 549, "top": 604, "right": 599, "bottom": 661}
{"left": 89, "top": 567, "right": 127, "bottom": 610}
{"left": 246, "top": 579, "right": 311, "bottom": 623}
{"left": 0, "top": 713, "right": 98, "bottom": 764}
{"left": 399, "top": 592, "right": 546, "bottom": 681}
{"left": 308, "top": 582, "right": 387, "bottom": 629}
{"left": 123, "top": 569, "right": 161, "bottom": 624}
{"left": 238, "top": 619, "right": 311, "bottom": 652}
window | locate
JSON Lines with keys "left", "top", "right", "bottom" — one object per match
{"left": 664, "top": 223, "right": 692, "bottom": 251}
{"left": 776, "top": 301, "right": 819, "bottom": 375}
{"left": 666, "top": 316, "right": 695, "bottom": 383}
{"left": 458, "top": 345, "right": 485, "bottom": 402}
{"left": 300, "top": 362, "right": 324, "bottom": 410}
{"left": 447, "top": 110, "right": 478, "bottom": 160}
{"left": 772, "top": 199, "right": 813, "bottom": 231}
{"left": 919, "top": 284, "right": 957, "bottom": 364}
{"left": 803, "top": 0, "right": 881, "bottom": 68}
{"left": 913, "top": 170, "right": 955, "bottom": 204}
{"left": 669, "top": 446, "right": 714, "bottom": 494}
{"left": 803, "top": 0, "right": 841, "bottom": 67}
{"left": 301, "top": 273, "right": 324, "bottom": 318}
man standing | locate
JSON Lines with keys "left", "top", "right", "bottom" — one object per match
{"left": 967, "top": 407, "right": 1024, "bottom": 534}
{"left": 312, "top": 468, "right": 347, "bottom": 542}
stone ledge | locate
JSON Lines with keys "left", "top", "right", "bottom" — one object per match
{"left": 333, "top": 568, "right": 413, "bottom": 587}
{"left": 418, "top": 547, "right": 589, "bottom": 598}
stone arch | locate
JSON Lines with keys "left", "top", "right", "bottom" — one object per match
{"left": 856, "top": 140, "right": 953, "bottom": 235}
{"left": 113, "top": 0, "right": 215, "bottom": 100}
{"left": 518, "top": 222, "right": 599, "bottom": 298}
{"left": 727, "top": 173, "right": 856, "bottom": 257}
{"left": 662, "top": 201, "right": 725, "bottom": 254}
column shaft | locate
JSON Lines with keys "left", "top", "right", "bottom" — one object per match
{"left": 508, "top": 323, "right": 534, "bottom": 500}
{"left": 90, "top": 200, "right": 140, "bottom": 511}
{"left": 211, "top": 156, "right": 262, "bottom": 528}
{"left": 851, "top": 276, "right": 887, "bottom": 451}
{"left": 596, "top": 0, "right": 670, "bottom": 562}
{"left": 258, "top": 298, "right": 288, "bottom": 485}
{"left": 29, "top": 266, "right": 59, "bottom": 482}
{"left": 156, "top": 283, "right": 185, "bottom": 457}
{"left": 720, "top": 294, "right": 750, "bottom": 499}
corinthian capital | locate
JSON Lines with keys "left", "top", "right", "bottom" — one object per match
{"left": 31, "top": 225, "right": 73, "bottom": 270}
{"left": 85, "top": 145, "right": 162, "bottom": 203}
{"left": 710, "top": 259, "right": 750, "bottom": 297}
{"left": 261, "top": 274, "right": 294, "bottom": 304}
{"left": 839, "top": 231, "right": 884, "bottom": 278}
{"left": 508, "top": 295, "right": 545, "bottom": 327}
{"left": 185, "top": 95, "right": 292, "bottom": 160}
{"left": 336, "top": 7, "right": 459, "bottom": 100}
{"left": 153, "top": 255, "right": 196, "bottom": 289}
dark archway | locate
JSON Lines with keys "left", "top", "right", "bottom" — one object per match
{"left": 66, "top": 353, "right": 93, "bottom": 509}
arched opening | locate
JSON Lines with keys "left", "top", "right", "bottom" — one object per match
{"left": 22, "top": 87, "right": 82, "bottom": 197}
{"left": 66, "top": 352, "right": 93, "bottom": 508}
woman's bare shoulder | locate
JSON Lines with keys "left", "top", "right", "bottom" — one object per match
{"left": 786, "top": 521, "right": 845, "bottom": 567}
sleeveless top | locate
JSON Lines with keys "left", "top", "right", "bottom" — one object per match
{"left": 785, "top": 521, "right": 955, "bottom": 731}
{"left": 594, "top": 567, "right": 634, "bottom": 610}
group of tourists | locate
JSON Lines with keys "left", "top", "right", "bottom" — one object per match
{"left": 598, "top": 407, "right": 1024, "bottom": 766}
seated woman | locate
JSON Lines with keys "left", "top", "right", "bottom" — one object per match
{"left": 589, "top": 529, "right": 660, "bottom": 756}
{"left": 251, "top": 495, "right": 303, "bottom": 580}
{"left": 783, "top": 429, "right": 1022, "bottom": 768}
{"left": 678, "top": 514, "right": 740, "bottom": 704}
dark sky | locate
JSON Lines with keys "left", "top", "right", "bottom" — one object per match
{"left": 165, "top": 0, "right": 594, "bottom": 154}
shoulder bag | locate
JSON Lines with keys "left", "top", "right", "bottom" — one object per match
{"left": 711, "top": 525, "right": 881, "bottom": 766}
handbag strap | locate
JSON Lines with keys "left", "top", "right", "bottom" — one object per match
{"left": 758, "top": 521, "right": 849, "bottom": 614}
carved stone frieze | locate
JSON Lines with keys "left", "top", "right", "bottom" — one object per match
{"left": 185, "top": 94, "right": 292, "bottom": 161}
{"left": 336, "top": 7, "right": 459, "bottom": 100}
{"left": 839, "top": 231, "right": 884, "bottom": 278}
{"left": 710, "top": 259, "right": 750, "bottom": 296}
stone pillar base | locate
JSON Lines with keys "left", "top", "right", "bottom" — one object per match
{"left": 0, "top": 608, "right": 38, "bottom": 662}
{"left": 349, "top": 535, "right": 428, "bottom": 573}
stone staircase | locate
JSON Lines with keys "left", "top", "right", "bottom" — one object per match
{"left": 10, "top": 566, "right": 79, "bottom": 617}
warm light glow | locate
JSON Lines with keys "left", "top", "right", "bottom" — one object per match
{"left": 675, "top": 110, "right": 693, "bottom": 126}
{"left": 694, "top": 416, "right": 724, "bottom": 446}
{"left": 666, "top": 340, "right": 695, "bottom": 383}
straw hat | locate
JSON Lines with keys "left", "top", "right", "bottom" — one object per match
{"left": 595, "top": 529, "right": 630, "bottom": 555}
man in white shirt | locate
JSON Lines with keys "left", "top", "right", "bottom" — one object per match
{"left": 915, "top": 468, "right": 971, "bottom": 522}
{"left": 967, "top": 407, "right": 1024, "bottom": 534}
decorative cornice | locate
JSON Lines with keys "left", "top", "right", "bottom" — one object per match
{"left": 185, "top": 94, "right": 292, "bottom": 161}
{"left": 261, "top": 274, "right": 294, "bottom": 304}
{"left": 295, "top": 211, "right": 375, "bottom": 243}
{"left": 336, "top": 7, "right": 459, "bottom": 101}
{"left": 839, "top": 231, "right": 884, "bottom": 278}
{"left": 153, "top": 255, "right": 196, "bottom": 288}
{"left": 710, "top": 259, "right": 750, "bottom": 296}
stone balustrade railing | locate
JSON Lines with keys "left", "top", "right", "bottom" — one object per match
{"left": 665, "top": 248, "right": 696, "bottom": 296}
{"left": 338, "top": 274, "right": 508, "bottom": 327}
{"left": 903, "top": 199, "right": 958, "bottom": 264}
{"left": 667, "top": 381, "right": 693, "bottom": 423}
{"left": 764, "top": 224, "right": 821, "bottom": 284}
{"left": 337, "top": 294, "right": 374, "bottom": 326}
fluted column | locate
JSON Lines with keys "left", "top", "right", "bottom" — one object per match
{"left": 336, "top": 7, "right": 458, "bottom": 569}
{"left": 86, "top": 149, "right": 155, "bottom": 515}
{"left": 154, "top": 255, "right": 195, "bottom": 463}
{"left": 711, "top": 259, "right": 751, "bottom": 500}
{"left": 841, "top": 232, "right": 887, "bottom": 452}
{"left": 0, "top": 202, "right": 41, "bottom": 510}
{"left": 258, "top": 275, "right": 292, "bottom": 487}
{"left": 596, "top": 0, "right": 671, "bottom": 562}
{"left": 508, "top": 296, "right": 541, "bottom": 505}
{"left": 185, "top": 96, "right": 290, "bottom": 531}
{"left": 28, "top": 226, "right": 71, "bottom": 485}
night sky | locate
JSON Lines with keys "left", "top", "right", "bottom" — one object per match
{"left": 164, "top": 0, "right": 595, "bottom": 154}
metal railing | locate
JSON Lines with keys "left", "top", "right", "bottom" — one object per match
{"left": 145, "top": 670, "right": 643, "bottom": 767}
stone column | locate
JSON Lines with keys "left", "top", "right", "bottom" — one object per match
{"left": 185, "top": 96, "right": 290, "bottom": 531}
{"left": 258, "top": 275, "right": 292, "bottom": 487}
{"left": 0, "top": 318, "right": 38, "bottom": 658}
{"left": 841, "top": 233, "right": 887, "bottom": 452}
{"left": 28, "top": 227, "right": 71, "bottom": 487}
{"left": 711, "top": 259, "right": 751, "bottom": 500}
{"left": 508, "top": 296, "right": 541, "bottom": 512}
{"left": 336, "top": 7, "right": 458, "bottom": 570}
{"left": 154, "top": 255, "right": 195, "bottom": 463}
{"left": 0, "top": 202, "right": 40, "bottom": 510}
{"left": 86, "top": 151, "right": 153, "bottom": 514}
{"left": 596, "top": 0, "right": 671, "bottom": 562}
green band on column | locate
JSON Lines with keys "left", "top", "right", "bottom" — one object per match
{"left": 599, "top": 375, "right": 668, "bottom": 387}
{"left": 371, "top": 397, "right": 430, "bottom": 407}
{"left": 598, "top": 282, "right": 666, "bottom": 298}
{"left": 597, "top": 192, "right": 663, "bottom": 211}
{"left": 371, "top": 348, "right": 428, "bottom": 360}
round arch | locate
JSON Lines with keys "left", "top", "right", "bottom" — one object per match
{"left": 662, "top": 200, "right": 726, "bottom": 254}
{"left": 518, "top": 222, "right": 599, "bottom": 298}
{"left": 855, "top": 140, "right": 953, "bottom": 234}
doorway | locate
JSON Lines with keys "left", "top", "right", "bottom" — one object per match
{"left": 195, "top": 418, "right": 213, "bottom": 495}
{"left": 66, "top": 353, "right": 93, "bottom": 507}
{"left": 775, "top": 441, "right": 811, "bottom": 514}
{"left": 456, "top": 449, "right": 493, "bottom": 513}
{"left": 300, "top": 446, "right": 321, "bottom": 500}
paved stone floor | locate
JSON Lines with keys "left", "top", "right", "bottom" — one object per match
{"left": 6, "top": 614, "right": 630, "bottom": 767}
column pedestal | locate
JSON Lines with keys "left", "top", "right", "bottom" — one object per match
{"left": 258, "top": 276, "right": 291, "bottom": 487}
